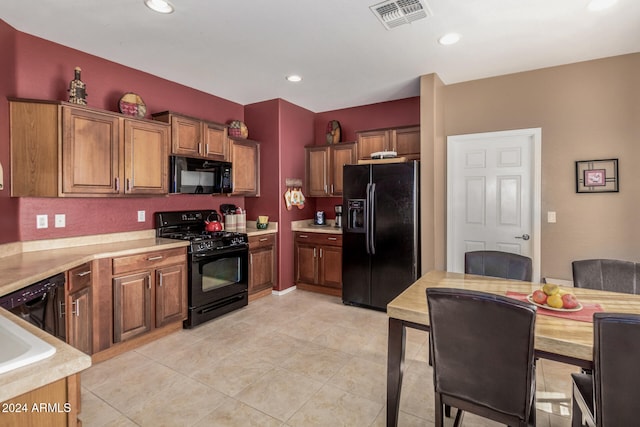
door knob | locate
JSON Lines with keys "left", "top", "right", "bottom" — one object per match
{"left": 515, "top": 234, "right": 530, "bottom": 240}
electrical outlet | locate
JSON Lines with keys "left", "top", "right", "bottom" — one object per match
{"left": 55, "top": 214, "right": 66, "bottom": 228}
{"left": 137, "top": 210, "right": 146, "bottom": 222}
{"left": 36, "top": 214, "right": 48, "bottom": 229}
{"left": 547, "top": 211, "right": 557, "bottom": 223}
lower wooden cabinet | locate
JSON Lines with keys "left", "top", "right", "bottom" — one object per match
{"left": 294, "top": 232, "right": 342, "bottom": 296}
{"left": 112, "top": 248, "right": 187, "bottom": 344}
{"left": 66, "top": 262, "right": 93, "bottom": 355}
{"left": 248, "top": 234, "right": 277, "bottom": 299}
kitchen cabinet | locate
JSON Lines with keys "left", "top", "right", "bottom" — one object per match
{"left": 356, "top": 125, "right": 420, "bottom": 160}
{"left": 66, "top": 262, "right": 93, "bottom": 355}
{"left": 152, "top": 111, "right": 227, "bottom": 160}
{"left": 248, "top": 233, "right": 277, "bottom": 300}
{"left": 229, "top": 137, "right": 260, "bottom": 196}
{"left": 9, "top": 98, "right": 170, "bottom": 197}
{"left": 111, "top": 248, "right": 187, "bottom": 344}
{"left": 294, "top": 232, "right": 342, "bottom": 296}
{"left": 305, "top": 142, "right": 357, "bottom": 197}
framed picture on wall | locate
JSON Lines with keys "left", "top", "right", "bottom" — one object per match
{"left": 575, "top": 159, "right": 619, "bottom": 193}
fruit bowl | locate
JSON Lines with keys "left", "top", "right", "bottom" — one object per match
{"left": 526, "top": 294, "right": 583, "bottom": 312}
{"left": 528, "top": 283, "right": 583, "bottom": 312}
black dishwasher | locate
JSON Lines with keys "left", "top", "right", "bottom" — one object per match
{"left": 0, "top": 273, "right": 66, "bottom": 341}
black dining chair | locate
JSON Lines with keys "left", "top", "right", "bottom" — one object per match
{"left": 427, "top": 288, "right": 537, "bottom": 427}
{"left": 571, "top": 312, "right": 640, "bottom": 427}
{"left": 465, "top": 250, "right": 533, "bottom": 282}
{"left": 571, "top": 259, "right": 639, "bottom": 294}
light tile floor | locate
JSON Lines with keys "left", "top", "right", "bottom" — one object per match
{"left": 80, "top": 290, "right": 577, "bottom": 426}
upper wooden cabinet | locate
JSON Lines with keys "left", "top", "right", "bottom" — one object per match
{"left": 9, "top": 99, "right": 170, "bottom": 197}
{"left": 228, "top": 137, "right": 260, "bottom": 196}
{"left": 152, "top": 111, "right": 227, "bottom": 160}
{"left": 305, "top": 142, "right": 357, "bottom": 197}
{"left": 356, "top": 125, "right": 420, "bottom": 160}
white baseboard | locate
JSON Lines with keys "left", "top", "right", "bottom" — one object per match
{"left": 272, "top": 286, "right": 297, "bottom": 296}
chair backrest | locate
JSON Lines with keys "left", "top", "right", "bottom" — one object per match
{"left": 464, "top": 250, "right": 533, "bottom": 281}
{"left": 427, "top": 288, "right": 537, "bottom": 421}
{"left": 572, "top": 259, "right": 638, "bottom": 294}
{"left": 593, "top": 312, "right": 640, "bottom": 426}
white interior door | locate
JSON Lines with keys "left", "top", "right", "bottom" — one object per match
{"left": 447, "top": 128, "right": 541, "bottom": 282}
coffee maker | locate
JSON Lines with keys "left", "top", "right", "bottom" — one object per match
{"left": 334, "top": 204, "right": 343, "bottom": 228}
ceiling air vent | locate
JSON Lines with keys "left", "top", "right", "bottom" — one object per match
{"left": 370, "top": 0, "right": 432, "bottom": 30}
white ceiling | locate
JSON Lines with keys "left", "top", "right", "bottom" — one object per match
{"left": 2, "top": 0, "right": 639, "bottom": 112}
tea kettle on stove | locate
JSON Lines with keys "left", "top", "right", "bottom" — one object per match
{"left": 205, "top": 211, "right": 223, "bottom": 232}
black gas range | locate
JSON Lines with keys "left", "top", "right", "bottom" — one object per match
{"left": 156, "top": 210, "right": 249, "bottom": 328}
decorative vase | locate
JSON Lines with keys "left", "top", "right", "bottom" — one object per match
{"left": 68, "top": 67, "right": 87, "bottom": 105}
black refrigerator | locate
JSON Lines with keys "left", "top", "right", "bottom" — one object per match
{"left": 342, "top": 161, "right": 420, "bottom": 310}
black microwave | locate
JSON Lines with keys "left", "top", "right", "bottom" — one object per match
{"left": 170, "top": 156, "right": 233, "bottom": 194}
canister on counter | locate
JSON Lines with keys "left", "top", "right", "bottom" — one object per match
{"left": 224, "top": 213, "right": 237, "bottom": 231}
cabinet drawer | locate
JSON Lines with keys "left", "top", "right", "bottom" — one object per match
{"left": 295, "top": 232, "right": 342, "bottom": 246}
{"left": 249, "top": 233, "right": 276, "bottom": 249}
{"left": 67, "top": 262, "right": 92, "bottom": 293}
{"left": 112, "top": 248, "right": 187, "bottom": 275}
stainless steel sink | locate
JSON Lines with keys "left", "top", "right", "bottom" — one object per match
{"left": 0, "top": 315, "right": 56, "bottom": 375}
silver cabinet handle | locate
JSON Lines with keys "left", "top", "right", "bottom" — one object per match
{"left": 127, "top": 178, "right": 132, "bottom": 191}
{"left": 259, "top": 237, "right": 268, "bottom": 242}
{"left": 72, "top": 300, "right": 80, "bottom": 317}
{"left": 115, "top": 177, "right": 120, "bottom": 191}
{"left": 147, "top": 255, "right": 163, "bottom": 261}
{"left": 320, "top": 248, "right": 323, "bottom": 258}
{"left": 327, "top": 237, "right": 337, "bottom": 241}
{"left": 299, "top": 235, "right": 309, "bottom": 239}
{"left": 76, "top": 270, "right": 91, "bottom": 277}
{"left": 313, "top": 248, "right": 317, "bottom": 258}
{"left": 515, "top": 234, "right": 530, "bottom": 241}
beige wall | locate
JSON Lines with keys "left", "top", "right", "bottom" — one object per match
{"left": 421, "top": 53, "right": 640, "bottom": 281}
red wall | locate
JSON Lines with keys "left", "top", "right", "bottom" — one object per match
{"left": 313, "top": 97, "right": 421, "bottom": 218}
{"left": 3, "top": 23, "right": 246, "bottom": 242}
{"left": 0, "top": 21, "right": 19, "bottom": 243}
{"left": 244, "top": 99, "right": 315, "bottom": 290}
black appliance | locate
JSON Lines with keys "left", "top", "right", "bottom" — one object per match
{"left": 170, "top": 156, "right": 232, "bottom": 194}
{"left": 0, "top": 273, "right": 66, "bottom": 340}
{"left": 342, "top": 161, "right": 420, "bottom": 310}
{"left": 156, "top": 210, "right": 248, "bottom": 328}
{"left": 334, "top": 204, "right": 343, "bottom": 228}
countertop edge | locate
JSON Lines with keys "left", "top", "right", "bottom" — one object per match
{"left": 0, "top": 308, "right": 92, "bottom": 403}
{"left": 292, "top": 219, "right": 342, "bottom": 235}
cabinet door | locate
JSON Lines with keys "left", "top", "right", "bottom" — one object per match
{"left": 68, "top": 287, "right": 92, "bottom": 354}
{"left": 203, "top": 122, "right": 227, "bottom": 160}
{"left": 123, "top": 119, "right": 169, "bottom": 195}
{"left": 62, "top": 107, "right": 120, "bottom": 194}
{"left": 155, "top": 264, "right": 187, "bottom": 328}
{"left": 329, "top": 143, "right": 357, "bottom": 196}
{"left": 249, "top": 245, "right": 275, "bottom": 294}
{"left": 113, "top": 271, "right": 151, "bottom": 343}
{"left": 171, "top": 115, "right": 202, "bottom": 156}
{"left": 392, "top": 126, "right": 420, "bottom": 159}
{"left": 319, "top": 245, "right": 342, "bottom": 289}
{"left": 306, "top": 146, "right": 329, "bottom": 196}
{"left": 230, "top": 139, "right": 260, "bottom": 196}
{"left": 295, "top": 243, "right": 318, "bottom": 285}
{"left": 357, "top": 130, "right": 389, "bottom": 160}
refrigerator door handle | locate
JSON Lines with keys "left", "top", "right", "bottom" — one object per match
{"left": 365, "top": 183, "right": 371, "bottom": 255}
{"left": 369, "top": 183, "right": 376, "bottom": 255}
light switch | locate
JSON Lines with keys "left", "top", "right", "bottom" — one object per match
{"left": 547, "top": 211, "right": 557, "bottom": 223}
{"left": 138, "top": 210, "right": 146, "bottom": 222}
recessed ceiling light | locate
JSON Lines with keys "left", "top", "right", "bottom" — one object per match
{"left": 587, "top": 0, "right": 617, "bottom": 11}
{"left": 438, "top": 33, "right": 461, "bottom": 46}
{"left": 144, "top": 0, "right": 174, "bottom": 14}
{"left": 286, "top": 75, "right": 302, "bottom": 83}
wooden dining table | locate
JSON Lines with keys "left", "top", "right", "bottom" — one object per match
{"left": 385, "top": 270, "right": 640, "bottom": 427}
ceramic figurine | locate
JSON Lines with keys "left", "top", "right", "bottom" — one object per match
{"left": 68, "top": 66, "right": 87, "bottom": 105}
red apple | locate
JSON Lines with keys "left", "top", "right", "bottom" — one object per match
{"left": 562, "top": 293, "right": 579, "bottom": 309}
{"left": 532, "top": 289, "right": 547, "bottom": 305}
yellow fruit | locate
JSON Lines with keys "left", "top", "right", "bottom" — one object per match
{"left": 542, "top": 283, "right": 559, "bottom": 296}
{"left": 547, "top": 294, "right": 563, "bottom": 308}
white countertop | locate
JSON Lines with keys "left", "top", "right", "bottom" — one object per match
{"left": 0, "top": 308, "right": 91, "bottom": 402}
{"left": 292, "top": 219, "right": 342, "bottom": 235}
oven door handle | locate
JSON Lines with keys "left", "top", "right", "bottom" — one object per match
{"left": 191, "top": 246, "right": 248, "bottom": 258}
